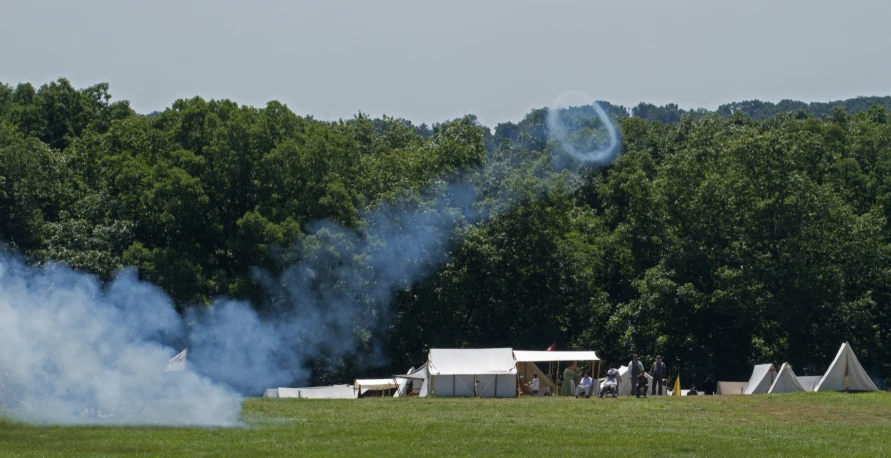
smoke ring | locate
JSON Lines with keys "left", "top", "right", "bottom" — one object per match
{"left": 547, "top": 90, "right": 621, "bottom": 165}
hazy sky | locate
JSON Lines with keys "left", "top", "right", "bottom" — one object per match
{"left": 2, "top": 0, "right": 889, "bottom": 127}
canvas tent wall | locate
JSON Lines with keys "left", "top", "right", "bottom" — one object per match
{"left": 427, "top": 348, "right": 517, "bottom": 398}
{"left": 797, "top": 376, "right": 821, "bottom": 392}
{"left": 768, "top": 363, "right": 805, "bottom": 393}
{"left": 395, "top": 364, "right": 429, "bottom": 397}
{"left": 355, "top": 379, "right": 398, "bottom": 396}
{"left": 262, "top": 388, "right": 279, "bottom": 398}
{"left": 716, "top": 381, "right": 747, "bottom": 395}
{"left": 394, "top": 366, "right": 416, "bottom": 397}
{"left": 815, "top": 343, "right": 878, "bottom": 392}
{"left": 742, "top": 364, "right": 776, "bottom": 394}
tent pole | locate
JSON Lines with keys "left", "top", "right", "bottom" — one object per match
{"left": 556, "top": 362, "right": 561, "bottom": 397}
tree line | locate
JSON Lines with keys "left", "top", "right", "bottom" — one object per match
{"left": 2, "top": 78, "right": 891, "bottom": 386}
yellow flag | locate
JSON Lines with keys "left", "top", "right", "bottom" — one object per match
{"left": 672, "top": 376, "right": 681, "bottom": 396}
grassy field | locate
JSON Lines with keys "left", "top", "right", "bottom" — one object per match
{"left": 1, "top": 392, "right": 890, "bottom": 457}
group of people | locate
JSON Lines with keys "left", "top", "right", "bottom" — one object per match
{"left": 529, "top": 355, "right": 718, "bottom": 398}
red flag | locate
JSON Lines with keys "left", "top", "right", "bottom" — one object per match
{"left": 546, "top": 344, "right": 555, "bottom": 351}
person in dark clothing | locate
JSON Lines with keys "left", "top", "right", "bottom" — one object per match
{"left": 650, "top": 356, "right": 666, "bottom": 395}
{"left": 687, "top": 384, "right": 698, "bottom": 395}
{"left": 636, "top": 372, "right": 648, "bottom": 398}
{"left": 703, "top": 376, "right": 716, "bottom": 395}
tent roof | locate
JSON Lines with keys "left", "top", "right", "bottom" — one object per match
{"left": 815, "top": 342, "right": 879, "bottom": 392}
{"left": 355, "top": 379, "right": 398, "bottom": 390}
{"left": 513, "top": 350, "right": 599, "bottom": 362}
{"left": 428, "top": 348, "right": 517, "bottom": 375}
{"left": 768, "top": 363, "right": 805, "bottom": 394}
{"left": 743, "top": 364, "right": 776, "bottom": 395}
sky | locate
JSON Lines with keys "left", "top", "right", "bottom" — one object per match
{"left": 2, "top": 0, "right": 889, "bottom": 127}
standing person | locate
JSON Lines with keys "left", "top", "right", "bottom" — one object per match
{"left": 561, "top": 363, "right": 576, "bottom": 396}
{"left": 650, "top": 356, "right": 667, "bottom": 396}
{"left": 703, "top": 375, "right": 716, "bottom": 395}
{"left": 629, "top": 354, "right": 644, "bottom": 396}
{"left": 530, "top": 373, "right": 540, "bottom": 395}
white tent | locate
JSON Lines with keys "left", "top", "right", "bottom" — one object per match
{"left": 743, "top": 364, "right": 776, "bottom": 395}
{"left": 276, "top": 385, "right": 357, "bottom": 399}
{"left": 427, "top": 348, "right": 517, "bottom": 398}
{"left": 796, "top": 376, "right": 821, "bottom": 392}
{"left": 815, "top": 343, "right": 879, "bottom": 392}
{"left": 355, "top": 378, "right": 398, "bottom": 396}
{"left": 768, "top": 363, "right": 805, "bottom": 394}
{"left": 262, "top": 388, "right": 279, "bottom": 398}
{"left": 716, "top": 381, "right": 747, "bottom": 395}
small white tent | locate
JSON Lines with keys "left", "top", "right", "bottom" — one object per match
{"left": 815, "top": 343, "right": 878, "bottom": 392}
{"left": 796, "top": 376, "right": 821, "bottom": 392}
{"left": 427, "top": 348, "right": 517, "bottom": 398}
{"left": 743, "top": 364, "right": 776, "bottom": 394}
{"left": 767, "top": 363, "right": 805, "bottom": 393}
{"left": 355, "top": 379, "right": 398, "bottom": 396}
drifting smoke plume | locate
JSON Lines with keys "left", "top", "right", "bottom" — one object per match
{"left": 547, "top": 91, "right": 621, "bottom": 166}
{"left": 0, "top": 255, "right": 242, "bottom": 426}
{"left": 0, "top": 93, "right": 620, "bottom": 426}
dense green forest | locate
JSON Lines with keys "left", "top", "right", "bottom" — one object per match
{"left": 3, "top": 78, "right": 891, "bottom": 386}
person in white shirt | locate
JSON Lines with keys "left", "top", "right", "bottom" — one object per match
{"left": 575, "top": 371, "right": 593, "bottom": 398}
{"left": 599, "top": 367, "right": 621, "bottom": 398}
{"left": 530, "top": 373, "right": 540, "bottom": 395}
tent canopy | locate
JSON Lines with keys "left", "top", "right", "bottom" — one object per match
{"left": 768, "top": 363, "right": 805, "bottom": 394}
{"left": 743, "top": 364, "right": 776, "bottom": 395}
{"left": 513, "top": 350, "right": 599, "bottom": 362}
{"left": 428, "top": 348, "right": 517, "bottom": 375}
{"left": 355, "top": 379, "right": 398, "bottom": 390}
{"left": 815, "top": 342, "right": 878, "bottom": 392}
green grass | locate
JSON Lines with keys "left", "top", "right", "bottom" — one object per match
{"left": 1, "top": 393, "right": 890, "bottom": 457}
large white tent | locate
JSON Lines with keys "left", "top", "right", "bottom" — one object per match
{"left": 767, "top": 363, "right": 805, "bottom": 394}
{"left": 743, "top": 364, "right": 776, "bottom": 395}
{"left": 427, "top": 348, "right": 517, "bottom": 397}
{"left": 815, "top": 343, "right": 878, "bottom": 392}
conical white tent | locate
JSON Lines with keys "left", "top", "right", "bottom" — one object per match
{"left": 815, "top": 343, "right": 878, "bottom": 392}
{"left": 743, "top": 364, "right": 776, "bottom": 394}
{"left": 767, "top": 363, "right": 805, "bottom": 393}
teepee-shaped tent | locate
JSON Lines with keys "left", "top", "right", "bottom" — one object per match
{"left": 768, "top": 363, "right": 805, "bottom": 393}
{"left": 743, "top": 364, "right": 776, "bottom": 394}
{"left": 815, "top": 343, "right": 878, "bottom": 392}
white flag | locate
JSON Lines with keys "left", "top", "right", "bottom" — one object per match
{"left": 165, "top": 348, "right": 187, "bottom": 372}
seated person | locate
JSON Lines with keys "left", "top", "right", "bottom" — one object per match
{"left": 575, "top": 371, "right": 593, "bottom": 398}
{"left": 599, "top": 368, "right": 620, "bottom": 398}
{"left": 636, "top": 372, "right": 649, "bottom": 398}
{"left": 687, "top": 384, "right": 698, "bottom": 395}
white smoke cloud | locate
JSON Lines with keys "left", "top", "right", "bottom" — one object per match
{"left": 0, "top": 255, "right": 242, "bottom": 426}
{"left": 547, "top": 91, "right": 621, "bottom": 165}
